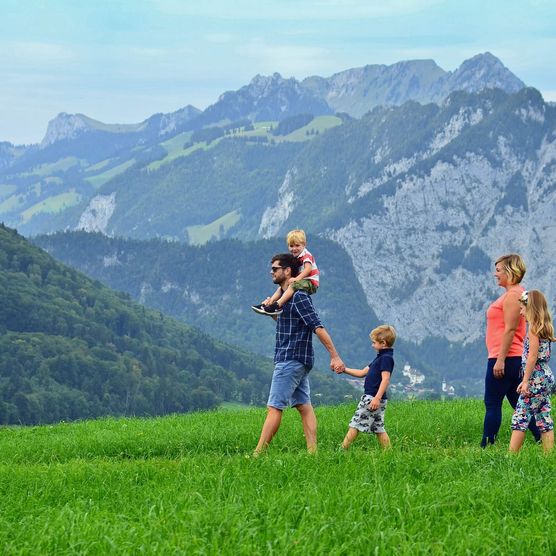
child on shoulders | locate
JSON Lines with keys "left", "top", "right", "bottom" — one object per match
{"left": 336, "top": 324, "right": 396, "bottom": 450}
{"left": 252, "top": 229, "right": 319, "bottom": 316}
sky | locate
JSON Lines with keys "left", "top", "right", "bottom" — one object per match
{"left": 1, "top": 0, "right": 555, "bottom": 145}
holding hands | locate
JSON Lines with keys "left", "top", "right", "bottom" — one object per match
{"left": 331, "top": 356, "right": 345, "bottom": 374}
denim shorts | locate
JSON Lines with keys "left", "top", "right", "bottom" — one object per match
{"left": 267, "top": 360, "right": 311, "bottom": 410}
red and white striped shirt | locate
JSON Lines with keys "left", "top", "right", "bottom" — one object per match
{"left": 298, "top": 247, "right": 319, "bottom": 288}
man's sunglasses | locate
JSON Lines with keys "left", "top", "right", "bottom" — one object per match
{"left": 271, "top": 266, "right": 283, "bottom": 272}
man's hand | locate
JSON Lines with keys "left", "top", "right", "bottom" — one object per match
{"left": 369, "top": 397, "right": 381, "bottom": 411}
{"left": 330, "top": 356, "right": 345, "bottom": 374}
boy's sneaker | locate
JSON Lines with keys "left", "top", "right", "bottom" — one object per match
{"left": 262, "top": 302, "right": 282, "bottom": 316}
{"left": 251, "top": 302, "right": 283, "bottom": 316}
{"left": 251, "top": 302, "right": 282, "bottom": 317}
{"left": 251, "top": 304, "right": 268, "bottom": 315}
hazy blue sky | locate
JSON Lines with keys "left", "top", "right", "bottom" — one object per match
{"left": 1, "top": 0, "right": 555, "bottom": 144}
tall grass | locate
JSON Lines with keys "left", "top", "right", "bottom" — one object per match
{"left": 1, "top": 400, "right": 554, "bottom": 554}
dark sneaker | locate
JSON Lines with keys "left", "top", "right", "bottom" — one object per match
{"left": 251, "top": 302, "right": 283, "bottom": 316}
{"left": 263, "top": 302, "right": 283, "bottom": 316}
{"left": 251, "top": 304, "right": 268, "bottom": 315}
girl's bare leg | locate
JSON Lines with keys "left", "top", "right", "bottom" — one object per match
{"left": 541, "top": 430, "right": 554, "bottom": 453}
{"left": 509, "top": 430, "right": 526, "bottom": 453}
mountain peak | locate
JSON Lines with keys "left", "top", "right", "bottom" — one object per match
{"left": 145, "top": 105, "right": 202, "bottom": 136}
{"left": 247, "top": 72, "right": 293, "bottom": 97}
{"left": 41, "top": 113, "right": 92, "bottom": 147}
{"left": 449, "top": 52, "right": 525, "bottom": 93}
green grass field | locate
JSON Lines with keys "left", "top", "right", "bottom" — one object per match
{"left": 1, "top": 400, "right": 554, "bottom": 554}
{"left": 24, "top": 156, "right": 83, "bottom": 177}
{"left": 0, "top": 193, "right": 23, "bottom": 215}
{"left": 186, "top": 210, "right": 241, "bottom": 245}
{"left": 275, "top": 115, "right": 343, "bottom": 142}
{"left": 85, "top": 159, "right": 136, "bottom": 189}
{"left": 20, "top": 191, "right": 82, "bottom": 222}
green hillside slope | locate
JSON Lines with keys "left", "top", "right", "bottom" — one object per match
{"left": 0, "top": 114, "right": 334, "bottom": 237}
{"left": 33, "top": 231, "right": 439, "bottom": 394}
{"left": 0, "top": 225, "right": 354, "bottom": 424}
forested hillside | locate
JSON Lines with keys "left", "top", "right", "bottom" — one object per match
{"left": 0, "top": 225, "right": 355, "bottom": 424}
{"left": 33, "top": 231, "right": 443, "bottom": 393}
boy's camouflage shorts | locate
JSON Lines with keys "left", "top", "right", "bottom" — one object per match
{"left": 349, "top": 394, "right": 387, "bottom": 434}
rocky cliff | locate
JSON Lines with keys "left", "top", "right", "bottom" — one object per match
{"left": 263, "top": 87, "right": 556, "bottom": 345}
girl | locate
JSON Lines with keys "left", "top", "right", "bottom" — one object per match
{"left": 509, "top": 290, "right": 556, "bottom": 453}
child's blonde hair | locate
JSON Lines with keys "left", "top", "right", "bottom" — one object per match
{"left": 495, "top": 253, "right": 526, "bottom": 284}
{"left": 370, "top": 324, "right": 397, "bottom": 347}
{"left": 519, "top": 290, "right": 556, "bottom": 341}
{"left": 287, "top": 229, "right": 307, "bottom": 246}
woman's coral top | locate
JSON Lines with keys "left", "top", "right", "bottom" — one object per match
{"left": 486, "top": 287, "right": 526, "bottom": 359}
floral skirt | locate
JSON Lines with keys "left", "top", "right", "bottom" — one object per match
{"left": 511, "top": 369, "right": 554, "bottom": 433}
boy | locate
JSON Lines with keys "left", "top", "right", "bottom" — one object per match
{"left": 336, "top": 325, "right": 396, "bottom": 449}
{"left": 252, "top": 229, "right": 319, "bottom": 316}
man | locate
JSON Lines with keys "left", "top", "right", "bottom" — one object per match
{"left": 254, "top": 253, "right": 345, "bottom": 456}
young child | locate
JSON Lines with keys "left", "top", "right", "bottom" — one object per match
{"left": 252, "top": 229, "right": 319, "bottom": 316}
{"left": 509, "top": 290, "right": 556, "bottom": 453}
{"left": 337, "top": 324, "right": 396, "bottom": 450}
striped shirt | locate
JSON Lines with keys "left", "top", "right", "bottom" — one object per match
{"left": 298, "top": 247, "right": 319, "bottom": 288}
{"left": 274, "top": 290, "right": 323, "bottom": 370}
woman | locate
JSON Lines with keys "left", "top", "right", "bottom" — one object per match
{"left": 481, "top": 254, "right": 540, "bottom": 447}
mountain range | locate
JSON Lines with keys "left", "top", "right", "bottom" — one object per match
{"left": 2, "top": 51, "right": 553, "bottom": 400}
{"left": 0, "top": 53, "right": 530, "bottom": 239}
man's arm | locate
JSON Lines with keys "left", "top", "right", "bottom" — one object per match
{"left": 314, "top": 326, "right": 345, "bottom": 373}
{"left": 263, "top": 285, "right": 283, "bottom": 305}
{"left": 291, "top": 293, "right": 345, "bottom": 372}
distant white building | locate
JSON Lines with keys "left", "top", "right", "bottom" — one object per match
{"left": 442, "top": 379, "right": 456, "bottom": 396}
{"left": 402, "top": 363, "right": 425, "bottom": 387}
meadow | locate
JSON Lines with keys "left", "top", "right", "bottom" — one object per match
{"left": 1, "top": 399, "right": 554, "bottom": 555}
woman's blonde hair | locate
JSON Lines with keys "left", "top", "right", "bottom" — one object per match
{"left": 495, "top": 253, "right": 526, "bottom": 284}
{"left": 287, "top": 229, "right": 307, "bottom": 246}
{"left": 520, "top": 290, "right": 556, "bottom": 341}
{"left": 370, "top": 324, "right": 397, "bottom": 347}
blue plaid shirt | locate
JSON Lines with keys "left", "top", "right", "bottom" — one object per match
{"left": 274, "top": 290, "right": 323, "bottom": 370}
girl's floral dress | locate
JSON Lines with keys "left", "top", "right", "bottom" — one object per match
{"left": 511, "top": 337, "right": 554, "bottom": 432}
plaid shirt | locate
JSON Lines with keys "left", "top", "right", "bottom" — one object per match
{"left": 274, "top": 290, "right": 323, "bottom": 370}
